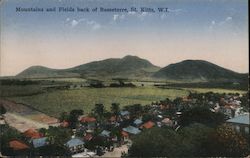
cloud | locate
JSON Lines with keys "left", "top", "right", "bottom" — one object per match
{"left": 128, "top": 11, "right": 136, "bottom": 15}
{"left": 86, "top": 20, "right": 101, "bottom": 30}
{"left": 208, "top": 16, "right": 233, "bottom": 30}
{"left": 160, "top": 8, "right": 185, "bottom": 20}
{"left": 168, "top": 9, "right": 184, "bottom": 14}
{"left": 113, "top": 14, "right": 125, "bottom": 22}
{"left": 219, "top": 16, "right": 232, "bottom": 25}
{"left": 137, "top": 12, "right": 149, "bottom": 20}
{"left": 71, "top": 19, "right": 79, "bottom": 27}
{"left": 66, "top": 18, "right": 101, "bottom": 30}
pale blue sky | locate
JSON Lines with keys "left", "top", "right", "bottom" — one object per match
{"left": 1, "top": 0, "right": 248, "bottom": 76}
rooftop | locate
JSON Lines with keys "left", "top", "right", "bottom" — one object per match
{"left": 9, "top": 140, "right": 29, "bottom": 150}
{"left": 65, "top": 138, "right": 85, "bottom": 148}
{"left": 140, "top": 121, "right": 155, "bottom": 129}
{"left": 123, "top": 126, "right": 141, "bottom": 135}
{"left": 226, "top": 113, "right": 249, "bottom": 125}
{"left": 81, "top": 116, "right": 96, "bottom": 123}
{"left": 23, "top": 129, "right": 42, "bottom": 139}
{"left": 32, "top": 137, "right": 48, "bottom": 148}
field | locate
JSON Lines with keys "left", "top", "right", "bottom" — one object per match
{"left": 7, "top": 87, "right": 189, "bottom": 117}
{"left": 1, "top": 78, "right": 247, "bottom": 118}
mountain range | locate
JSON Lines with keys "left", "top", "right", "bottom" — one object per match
{"left": 16, "top": 55, "right": 247, "bottom": 82}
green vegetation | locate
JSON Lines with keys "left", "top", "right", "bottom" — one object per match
{"left": 153, "top": 59, "right": 247, "bottom": 82}
{"left": 0, "top": 85, "right": 44, "bottom": 97}
{"left": 127, "top": 123, "right": 249, "bottom": 157}
{"left": 8, "top": 87, "right": 188, "bottom": 117}
{"left": 17, "top": 55, "right": 160, "bottom": 79}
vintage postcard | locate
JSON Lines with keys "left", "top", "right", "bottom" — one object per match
{"left": 0, "top": 0, "right": 249, "bottom": 157}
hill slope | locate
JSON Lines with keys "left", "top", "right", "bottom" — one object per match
{"left": 17, "top": 56, "right": 160, "bottom": 79}
{"left": 16, "top": 66, "right": 80, "bottom": 78}
{"left": 152, "top": 60, "right": 247, "bottom": 82}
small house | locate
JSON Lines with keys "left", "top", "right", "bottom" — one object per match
{"left": 9, "top": 140, "right": 29, "bottom": 151}
{"left": 65, "top": 137, "right": 85, "bottom": 153}
{"left": 83, "top": 133, "right": 93, "bottom": 142}
{"left": 121, "top": 131, "right": 129, "bottom": 142}
{"left": 99, "top": 130, "right": 111, "bottom": 138}
{"left": 122, "top": 126, "right": 141, "bottom": 135}
{"left": 80, "top": 116, "right": 96, "bottom": 129}
{"left": 161, "top": 118, "right": 173, "bottom": 127}
{"left": 140, "top": 121, "right": 155, "bottom": 129}
{"left": 23, "top": 129, "right": 42, "bottom": 139}
{"left": 32, "top": 137, "right": 48, "bottom": 148}
{"left": 133, "top": 119, "right": 143, "bottom": 127}
{"left": 226, "top": 113, "right": 249, "bottom": 136}
{"left": 120, "top": 111, "right": 130, "bottom": 119}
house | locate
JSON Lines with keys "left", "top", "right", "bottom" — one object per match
{"left": 23, "top": 129, "right": 42, "bottom": 139}
{"left": 220, "top": 105, "right": 236, "bottom": 118}
{"left": 32, "top": 137, "right": 48, "bottom": 148}
{"left": 133, "top": 119, "right": 143, "bottom": 127}
{"left": 9, "top": 140, "right": 29, "bottom": 151}
{"left": 99, "top": 130, "right": 111, "bottom": 138}
{"left": 140, "top": 121, "right": 155, "bottom": 129}
{"left": 120, "top": 111, "right": 130, "bottom": 119}
{"left": 226, "top": 113, "right": 249, "bottom": 136}
{"left": 60, "top": 120, "right": 69, "bottom": 128}
{"left": 109, "top": 116, "right": 119, "bottom": 124}
{"left": 83, "top": 133, "right": 93, "bottom": 142}
{"left": 65, "top": 137, "right": 85, "bottom": 153}
{"left": 121, "top": 131, "right": 129, "bottom": 141}
{"left": 161, "top": 118, "right": 173, "bottom": 127}
{"left": 0, "top": 115, "right": 5, "bottom": 125}
{"left": 80, "top": 116, "right": 96, "bottom": 129}
{"left": 122, "top": 126, "right": 141, "bottom": 135}
{"left": 80, "top": 116, "right": 96, "bottom": 123}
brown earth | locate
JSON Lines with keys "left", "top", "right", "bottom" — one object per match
{"left": 0, "top": 98, "right": 58, "bottom": 125}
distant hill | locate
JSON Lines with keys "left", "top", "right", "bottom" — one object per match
{"left": 152, "top": 60, "right": 247, "bottom": 82}
{"left": 16, "top": 66, "right": 80, "bottom": 78}
{"left": 17, "top": 55, "right": 160, "bottom": 79}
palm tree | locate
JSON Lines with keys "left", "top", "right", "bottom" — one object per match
{"left": 111, "top": 103, "right": 120, "bottom": 121}
{"left": 94, "top": 104, "right": 105, "bottom": 121}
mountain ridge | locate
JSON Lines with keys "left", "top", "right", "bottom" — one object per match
{"left": 16, "top": 56, "right": 248, "bottom": 82}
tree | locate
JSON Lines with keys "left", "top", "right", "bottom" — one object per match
{"left": 128, "top": 127, "right": 182, "bottom": 157}
{"left": 111, "top": 103, "right": 120, "bottom": 121}
{"left": 59, "top": 112, "right": 69, "bottom": 122}
{"left": 178, "top": 106, "right": 226, "bottom": 127}
{"left": 124, "top": 104, "right": 143, "bottom": 118}
{"left": 45, "top": 126, "right": 71, "bottom": 146}
{"left": 68, "top": 109, "right": 83, "bottom": 128}
{"left": 204, "top": 124, "right": 249, "bottom": 157}
{"left": 178, "top": 123, "right": 213, "bottom": 156}
{"left": 0, "top": 104, "right": 6, "bottom": 115}
{"left": 93, "top": 104, "right": 105, "bottom": 121}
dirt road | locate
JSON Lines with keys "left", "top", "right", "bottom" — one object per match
{"left": 4, "top": 112, "right": 49, "bottom": 132}
{"left": 0, "top": 99, "right": 59, "bottom": 132}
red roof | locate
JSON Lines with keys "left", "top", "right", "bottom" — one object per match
{"left": 140, "top": 121, "right": 155, "bottom": 129}
{"left": 9, "top": 140, "right": 29, "bottom": 150}
{"left": 109, "top": 116, "right": 117, "bottom": 122}
{"left": 83, "top": 134, "right": 93, "bottom": 141}
{"left": 61, "top": 120, "right": 69, "bottom": 127}
{"left": 81, "top": 116, "right": 96, "bottom": 123}
{"left": 23, "top": 129, "right": 41, "bottom": 139}
{"left": 121, "top": 131, "right": 129, "bottom": 137}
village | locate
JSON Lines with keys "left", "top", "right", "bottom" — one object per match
{"left": 0, "top": 92, "right": 249, "bottom": 157}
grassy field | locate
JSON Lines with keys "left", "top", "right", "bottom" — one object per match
{"left": 2, "top": 78, "right": 247, "bottom": 118}
{"left": 6, "top": 86, "right": 248, "bottom": 118}
{"left": 8, "top": 87, "right": 189, "bottom": 117}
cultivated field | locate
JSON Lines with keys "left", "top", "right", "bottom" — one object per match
{"left": 7, "top": 87, "right": 189, "bottom": 117}
{"left": 6, "top": 85, "right": 247, "bottom": 118}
